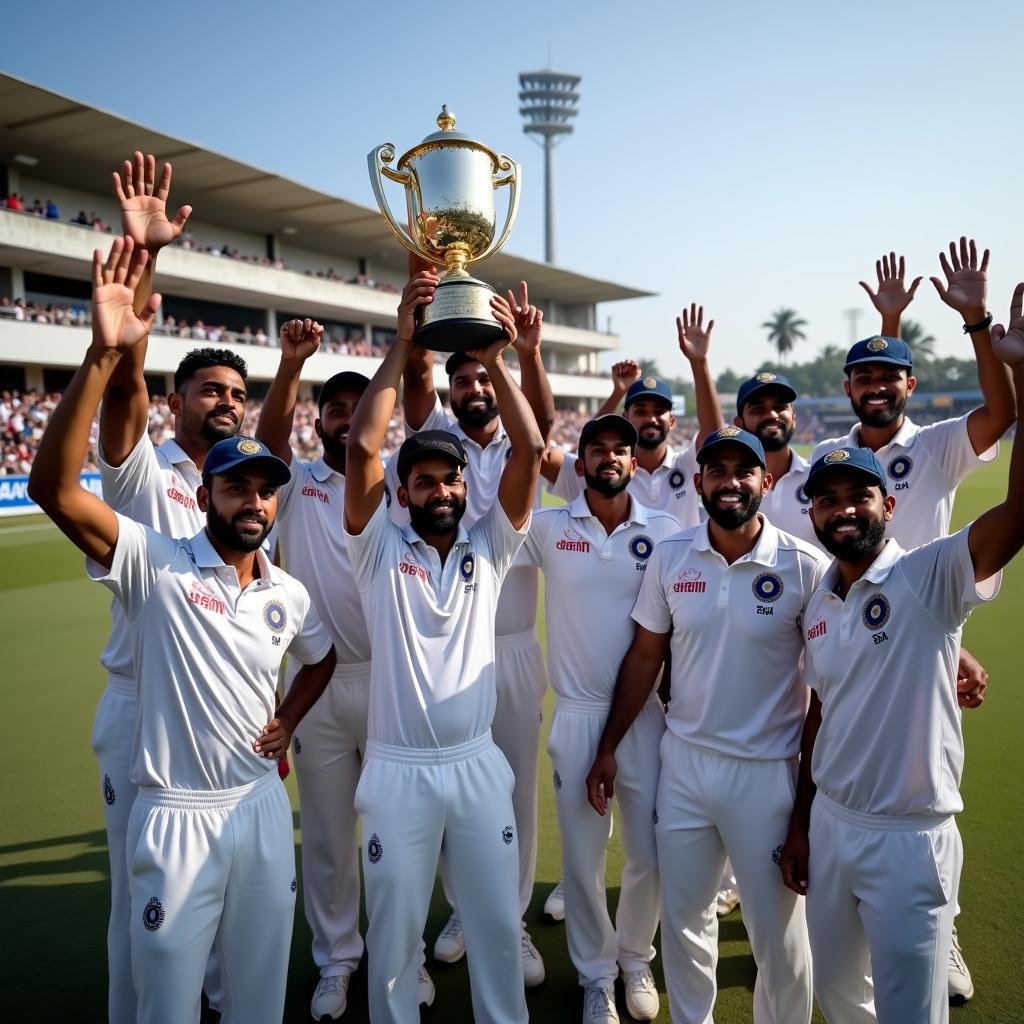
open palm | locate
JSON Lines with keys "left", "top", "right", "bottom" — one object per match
{"left": 113, "top": 152, "right": 191, "bottom": 252}
{"left": 930, "top": 237, "right": 989, "bottom": 316}
{"left": 91, "top": 237, "right": 161, "bottom": 352}
{"left": 677, "top": 302, "right": 714, "bottom": 361}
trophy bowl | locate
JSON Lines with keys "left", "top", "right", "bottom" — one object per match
{"left": 369, "top": 106, "right": 521, "bottom": 352}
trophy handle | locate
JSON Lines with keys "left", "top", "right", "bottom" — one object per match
{"left": 367, "top": 144, "right": 436, "bottom": 262}
{"left": 475, "top": 155, "right": 521, "bottom": 264}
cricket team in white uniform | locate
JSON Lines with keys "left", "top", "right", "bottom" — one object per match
{"left": 28, "top": 156, "right": 1023, "bottom": 1024}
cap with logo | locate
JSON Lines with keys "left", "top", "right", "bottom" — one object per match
{"left": 624, "top": 376, "right": 673, "bottom": 409}
{"left": 696, "top": 425, "right": 766, "bottom": 469}
{"left": 804, "top": 446, "right": 887, "bottom": 498}
{"left": 844, "top": 335, "right": 912, "bottom": 372}
{"left": 318, "top": 371, "right": 371, "bottom": 411}
{"left": 204, "top": 436, "right": 292, "bottom": 486}
{"left": 397, "top": 429, "right": 469, "bottom": 484}
{"left": 736, "top": 371, "right": 798, "bottom": 412}
{"left": 578, "top": 414, "right": 640, "bottom": 453}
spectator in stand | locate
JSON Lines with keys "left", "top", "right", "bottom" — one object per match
{"left": 7, "top": 193, "right": 24, "bottom": 211}
{"left": 46, "top": 199, "right": 60, "bottom": 219}
{"left": 72, "top": 210, "right": 91, "bottom": 225}
{"left": 29, "top": 199, "right": 44, "bottom": 216}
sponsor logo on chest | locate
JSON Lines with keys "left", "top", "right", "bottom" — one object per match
{"left": 188, "top": 578, "right": 225, "bottom": 615}
{"left": 399, "top": 559, "right": 429, "bottom": 582}
{"left": 301, "top": 484, "right": 330, "bottom": 504}
{"left": 166, "top": 475, "right": 198, "bottom": 511}
{"left": 806, "top": 619, "right": 827, "bottom": 640}
{"left": 673, "top": 567, "right": 706, "bottom": 593}
{"left": 556, "top": 527, "right": 591, "bottom": 553}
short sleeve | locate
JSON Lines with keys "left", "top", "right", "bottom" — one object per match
{"left": 384, "top": 451, "right": 410, "bottom": 527}
{"left": 98, "top": 430, "right": 158, "bottom": 512}
{"left": 516, "top": 508, "right": 559, "bottom": 568}
{"left": 274, "top": 457, "right": 304, "bottom": 517}
{"left": 470, "top": 501, "right": 529, "bottom": 584}
{"left": 899, "top": 526, "right": 1001, "bottom": 632}
{"left": 86, "top": 513, "right": 178, "bottom": 621}
{"left": 676, "top": 440, "right": 698, "bottom": 479}
{"left": 343, "top": 496, "right": 397, "bottom": 590}
{"left": 285, "top": 585, "right": 334, "bottom": 665}
{"left": 916, "top": 414, "right": 997, "bottom": 489}
{"left": 547, "top": 449, "right": 584, "bottom": 502}
{"left": 630, "top": 544, "right": 673, "bottom": 635}
{"left": 409, "top": 396, "right": 455, "bottom": 436}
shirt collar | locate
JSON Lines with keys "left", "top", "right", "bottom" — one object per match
{"left": 450, "top": 417, "right": 508, "bottom": 451}
{"left": 310, "top": 457, "right": 337, "bottom": 483}
{"left": 819, "top": 537, "right": 904, "bottom": 594}
{"left": 787, "top": 449, "right": 810, "bottom": 474}
{"left": 691, "top": 514, "right": 779, "bottom": 567}
{"left": 846, "top": 416, "right": 919, "bottom": 452}
{"left": 400, "top": 520, "right": 471, "bottom": 552}
{"left": 188, "top": 528, "right": 280, "bottom": 583}
{"left": 567, "top": 491, "right": 650, "bottom": 526}
{"left": 160, "top": 438, "right": 197, "bottom": 470}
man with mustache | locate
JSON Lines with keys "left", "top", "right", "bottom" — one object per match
{"left": 28, "top": 237, "right": 337, "bottom": 1024}
{"left": 518, "top": 415, "right": 678, "bottom": 1023}
{"left": 586, "top": 426, "right": 829, "bottom": 1024}
{"left": 778, "top": 285, "right": 1024, "bottom": 1022}
{"left": 811, "top": 240, "right": 1015, "bottom": 1002}
{"left": 344, "top": 271, "right": 543, "bottom": 1024}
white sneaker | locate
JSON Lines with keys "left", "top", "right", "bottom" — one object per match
{"left": 948, "top": 926, "right": 974, "bottom": 1005}
{"left": 582, "top": 984, "right": 619, "bottom": 1023}
{"left": 418, "top": 965, "right": 436, "bottom": 1008}
{"left": 621, "top": 966, "right": 659, "bottom": 1020}
{"left": 521, "top": 929, "right": 545, "bottom": 987}
{"left": 310, "top": 973, "right": 349, "bottom": 1020}
{"left": 544, "top": 879, "right": 566, "bottom": 922}
{"left": 716, "top": 886, "right": 740, "bottom": 917}
{"left": 433, "top": 912, "right": 466, "bottom": 963}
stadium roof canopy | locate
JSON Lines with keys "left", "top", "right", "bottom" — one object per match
{"left": 0, "top": 73, "right": 650, "bottom": 307}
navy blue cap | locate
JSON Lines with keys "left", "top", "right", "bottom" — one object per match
{"left": 696, "top": 426, "right": 766, "bottom": 469}
{"left": 578, "top": 414, "right": 639, "bottom": 453}
{"left": 318, "top": 371, "right": 370, "bottom": 410}
{"left": 445, "top": 351, "right": 482, "bottom": 377}
{"left": 204, "top": 436, "right": 291, "bottom": 486}
{"left": 804, "top": 447, "right": 887, "bottom": 498}
{"left": 736, "top": 372, "right": 797, "bottom": 412}
{"left": 844, "top": 336, "right": 912, "bottom": 372}
{"left": 397, "top": 429, "right": 468, "bottom": 483}
{"left": 624, "top": 376, "right": 673, "bottom": 409}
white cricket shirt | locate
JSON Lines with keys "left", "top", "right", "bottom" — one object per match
{"left": 811, "top": 414, "right": 997, "bottom": 548}
{"left": 761, "top": 450, "right": 819, "bottom": 548}
{"left": 803, "top": 528, "right": 999, "bottom": 816}
{"left": 345, "top": 497, "right": 528, "bottom": 750}
{"left": 632, "top": 517, "right": 829, "bottom": 759}
{"left": 88, "top": 514, "right": 333, "bottom": 790}
{"left": 518, "top": 494, "right": 679, "bottom": 702}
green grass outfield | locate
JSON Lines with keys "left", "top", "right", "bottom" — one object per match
{"left": 2, "top": 454, "right": 1022, "bottom": 1022}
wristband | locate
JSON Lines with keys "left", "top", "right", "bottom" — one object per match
{"left": 963, "top": 313, "right": 993, "bottom": 334}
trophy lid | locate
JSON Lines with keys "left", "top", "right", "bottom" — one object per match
{"left": 398, "top": 105, "right": 502, "bottom": 170}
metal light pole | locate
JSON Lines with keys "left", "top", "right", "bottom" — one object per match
{"left": 518, "top": 70, "right": 580, "bottom": 264}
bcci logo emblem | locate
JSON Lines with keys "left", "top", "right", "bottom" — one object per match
{"left": 888, "top": 456, "right": 913, "bottom": 481}
{"left": 629, "top": 535, "right": 654, "bottom": 561}
{"left": 236, "top": 438, "right": 263, "bottom": 455}
{"left": 367, "top": 833, "right": 383, "bottom": 864}
{"left": 668, "top": 470, "right": 686, "bottom": 491}
{"left": 143, "top": 897, "right": 165, "bottom": 932}
{"left": 756, "top": 372, "right": 777, "bottom": 383}
{"left": 460, "top": 553, "right": 475, "bottom": 582}
{"left": 861, "top": 594, "right": 891, "bottom": 630}
{"left": 796, "top": 484, "right": 811, "bottom": 506}
{"left": 263, "top": 600, "right": 287, "bottom": 633}
{"left": 643, "top": 377, "right": 658, "bottom": 389}
{"left": 717, "top": 426, "right": 741, "bottom": 438}
{"left": 753, "top": 572, "right": 784, "bottom": 603}
{"left": 103, "top": 774, "right": 116, "bottom": 806}
{"left": 867, "top": 337, "right": 889, "bottom": 352}
{"left": 824, "top": 449, "right": 850, "bottom": 464}
{"left": 502, "top": 826, "right": 514, "bottom": 846}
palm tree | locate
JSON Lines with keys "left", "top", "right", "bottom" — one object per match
{"left": 761, "top": 308, "right": 807, "bottom": 365}
{"left": 899, "top": 319, "right": 936, "bottom": 362}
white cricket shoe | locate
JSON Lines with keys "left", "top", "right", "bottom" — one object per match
{"left": 418, "top": 965, "right": 436, "bottom": 1008}
{"left": 521, "top": 929, "right": 546, "bottom": 987}
{"left": 433, "top": 912, "right": 466, "bottom": 963}
{"left": 544, "top": 879, "right": 566, "bottom": 922}
{"left": 311, "top": 973, "right": 349, "bottom": 1020}
{"left": 622, "top": 966, "right": 659, "bottom": 1020}
{"left": 948, "top": 926, "right": 974, "bottom": 1005}
{"left": 582, "top": 984, "right": 619, "bottom": 1023}
{"left": 716, "top": 886, "right": 740, "bottom": 917}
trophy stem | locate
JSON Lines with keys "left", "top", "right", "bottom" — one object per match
{"left": 443, "top": 244, "right": 472, "bottom": 276}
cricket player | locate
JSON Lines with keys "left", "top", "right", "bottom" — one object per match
{"left": 588, "top": 426, "right": 830, "bottom": 1024}
{"left": 343, "top": 271, "right": 543, "bottom": 1024}
{"left": 391, "top": 279, "right": 552, "bottom": 985}
{"left": 28, "top": 237, "right": 337, "bottom": 1024}
{"left": 814, "top": 241, "right": 1015, "bottom": 1001}
{"left": 778, "top": 287, "right": 1024, "bottom": 1022}
{"left": 518, "top": 414, "right": 678, "bottom": 1023}
{"left": 255, "top": 323, "right": 436, "bottom": 1018}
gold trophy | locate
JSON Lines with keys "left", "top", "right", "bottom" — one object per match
{"left": 369, "top": 106, "right": 521, "bottom": 351}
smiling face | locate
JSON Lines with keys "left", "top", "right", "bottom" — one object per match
{"left": 316, "top": 388, "right": 363, "bottom": 463}
{"left": 736, "top": 388, "right": 796, "bottom": 452}
{"left": 696, "top": 445, "right": 770, "bottom": 530}
{"left": 398, "top": 455, "right": 468, "bottom": 536}
{"left": 625, "top": 397, "right": 675, "bottom": 451}
{"left": 809, "top": 470, "right": 895, "bottom": 561}
{"left": 449, "top": 361, "right": 499, "bottom": 430}
{"left": 577, "top": 429, "right": 636, "bottom": 497}
{"left": 198, "top": 470, "right": 278, "bottom": 552}
{"left": 171, "top": 366, "right": 248, "bottom": 445}
{"left": 845, "top": 362, "right": 916, "bottom": 428}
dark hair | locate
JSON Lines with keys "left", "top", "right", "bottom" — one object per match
{"left": 174, "top": 348, "right": 248, "bottom": 393}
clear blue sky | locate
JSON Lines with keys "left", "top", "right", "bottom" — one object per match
{"left": 3, "top": 0, "right": 1022, "bottom": 384}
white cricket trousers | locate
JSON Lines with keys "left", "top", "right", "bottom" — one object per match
{"left": 549, "top": 695, "right": 664, "bottom": 988}
{"left": 127, "top": 768, "right": 296, "bottom": 1024}
{"left": 290, "top": 661, "right": 370, "bottom": 978}
{"left": 356, "top": 731, "right": 527, "bottom": 1024}
{"left": 655, "top": 732, "right": 812, "bottom": 1024}
{"left": 441, "top": 631, "right": 548, "bottom": 918}
{"left": 807, "top": 794, "right": 962, "bottom": 1024}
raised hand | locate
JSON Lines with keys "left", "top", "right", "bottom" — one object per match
{"left": 991, "top": 283, "right": 1024, "bottom": 368}
{"left": 91, "top": 236, "right": 161, "bottom": 352}
{"left": 676, "top": 302, "right": 714, "bottom": 362}
{"left": 465, "top": 293, "right": 517, "bottom": 364}
{"left": 279, "top": 318, "right": 324, "bottom": 361}
{"left": 396, "top": 270, "right": 439, "bottom": 342}
{"left": 113, "top": 151, "right": 192, "bottom": 253}
{"left": 507, "top": 281, "right": 543, "bottom": 354}
{"left": 611, "top": 359, "right": 643, "bottom": 393}
{"left": 930, "top": 236, "right": 989, "bottom": 320}
{"left": 859, "top": 251, "right": 922, "bottom": 320}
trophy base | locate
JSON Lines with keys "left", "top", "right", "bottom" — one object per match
{"left": 414, "top": 274, "right": 503, "bottom": 352}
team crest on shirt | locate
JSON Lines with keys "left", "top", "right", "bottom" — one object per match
{"left": 143, "top": 897, "right": 165, "bottom": 932}
{"left": 752, "top": 572, "right": 784, "bottom": 604}
{"left": 460, "top": 553, "right": 475, "bottom": 581}
{"left": 668, "top": 469, "right": 687, "bottom": 492}
{"left": 263, "top": 600, "right": 287, "bottom": 633}
{"left": 367, "top": 833, "right": 383, "bottom": 864}
{"left": 103, "top": 774, "right": 116, "bottom": 806}
{"left": 502, "top": 825, "right": 514, "bottom": 846}
{"left": 629, "top": 535, "right": 654, "bottom": 562}
{"left": 888, "top": 456, "right": 913, "bottom": 481}
{"left": 861, "top": 594, "right": 891, "bottom": 630}
{"left": 795, "top": 484, "right": 811, "bottom": 506}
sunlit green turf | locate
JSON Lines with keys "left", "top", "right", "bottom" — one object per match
{"left": 2, "top": 451, "right": 1021, "bottom": 1021}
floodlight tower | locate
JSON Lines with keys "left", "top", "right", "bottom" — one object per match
{"left": 518, "top": 69, "right": 580, "bottom": 264}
